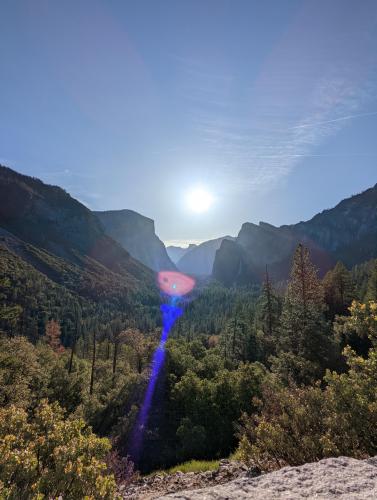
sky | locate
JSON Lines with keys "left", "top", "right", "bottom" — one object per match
{"left": 1, "top": 0, "right": 377, "bottom": 247}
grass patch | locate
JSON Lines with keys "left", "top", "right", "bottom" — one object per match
{"left": 229, "top": 449, "right": 243, "bottom": 461}
{"left": 167, "top": 459, "right": 220, "bottom": 474}
{"left": 146, "top": 459, "right": 222, "bottom": 477}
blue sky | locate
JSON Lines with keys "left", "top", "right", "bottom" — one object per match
{"left": 1, "top": 0, "right": 377, "bottom": 246}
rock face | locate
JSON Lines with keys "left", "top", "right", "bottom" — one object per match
{"left": 166, "top": 244, "right": 197, "bottom": 265}
{"left": 177, "top": 237, "right": 235, "bottom": 276}
{"left": 95, "top": 209, "right": 175, "bottom": 272}
{"left": 0, "top": 165, "right": 153, "bottom": 287}
{"left": 157, "top": 456, "right": 377, "bottom": 500}
{"left": 213, "top": 184, "right": 377, "bottom": 285}
{"left": 122, "top": 460, "right": 255, "bottom": 500}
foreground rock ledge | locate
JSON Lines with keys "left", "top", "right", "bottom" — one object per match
{"left": 157, "top": 457, "right": 377, "bottom": 500}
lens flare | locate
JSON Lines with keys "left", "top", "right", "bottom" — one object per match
{"left": 157, "top": 271, "right": 195, "bottom": 297}
{"left": 128, "top": 272, "right": 195, "bottom": 463}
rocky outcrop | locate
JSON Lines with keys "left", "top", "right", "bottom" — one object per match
{"left": 213, "top": 184, "right": 377, "bottom": 285}
{"left": 122, "top": 460, "right": 257, "bottom": 500}
{"left": 177, "top": 237, "right": 235, "bottom": 276}
{"left": 157, "top": 456, "right": 377, "bottom": 499}
{"left": 95, "top": 209, "right": 175, "bottom": 272}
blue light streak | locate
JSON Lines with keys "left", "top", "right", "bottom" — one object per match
{"left": 128, "top": 298, "right": 183, "bottom": 462}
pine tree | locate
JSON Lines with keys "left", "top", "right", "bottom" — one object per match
{"left": 258, "top": 266, "right": 280, "bottom": 336}
{"left": 45, "top": 319, "right": 63, "bottom": 353}
{"left": 111, "top": 318, "right": 124, "bottom": 376}
{"left": 220, "top": 315, "right": 248, "bottom": 363}
{"left": 366, "top": 261, "right": 377, "bottom": 302}
{"left": 323, "top": 262, "right": 355, "bottom": 318}
{"left": 68, "top": 303, "right": 82, "bottom": 374}
{"left": 89, "top": 326, "right": 96, "bottom": 395}
{"left": 279, "top": 244, "right": 332, "bottom": 379}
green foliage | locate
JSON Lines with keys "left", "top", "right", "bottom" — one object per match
{"left": 0, "top": 400, "right": 116, "bottom": 499}
{"left": 366, "top": 261, "right": 377, "bottom": 302}
{"left": 0, "top": 243, "right": 160, "bottom": 344}
{"left": 335, "top": 300, "right": 377, "bottom": 347}
{"left": 277, "top": 244, "right": 336, "bottom": 383}
{"left": 4, "top": 237, "right": 377, "bottom": 483}
{"left": 323, "top": 261, "right": 355, "bottom": 318}
{"left": 168, "top": 342, "right": 266, "bottom": 461}
{"left": 0, "top": 337, "right": 88, "bottom": 414}
{"left": 175, "top": 283, "right": 260, "bottom": 339}
{"left": 166, "top": 459, "right": 219, "bottom": 474}
{"left": 239, "top": 341, "right": 377, "bottom": 470}
{"left": 256, "top": 268, "right": 281, "bottom": 338}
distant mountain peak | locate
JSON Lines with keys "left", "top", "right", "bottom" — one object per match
{"left": 213, "top": 183, "right": 377, "bottom": 285}
{"left": 95, "top": 209, "right": 175, "bottom": 272}
{"left": 176, "top": 235, "right": 235, "bottom": 276}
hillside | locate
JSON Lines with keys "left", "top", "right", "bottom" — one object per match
{"left": 95, "top": 209, "right": 175, "bottom": 272}
{"left": 0, "top": 166, "right": 160, "bottom": 342}
{"left": 0, "top": 166, "right": 153, "bottom": 285}
{"left": 213, "top": 184, "right": 377, "bottom": 285}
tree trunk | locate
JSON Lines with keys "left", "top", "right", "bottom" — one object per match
{"left": 265, "top": 265, "right": 273, "bottom": 336}
{"left": 68, "top": 340, "right": 76, "bottom": 374}
{"left": 90, "top": 332, "right": 96, "bottom": 395}
{"left": 112, "top": 341, "right": 118, "bottom": 375}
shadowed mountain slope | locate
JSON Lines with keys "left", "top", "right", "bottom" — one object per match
{"left": 213, "top": 184, "right": 377, "bottom": 285}
{"left": 0, "top": 165, "right": 154, "bottom": 290}
{"left": 95, "top": 209, "right": 175, "bottom": 272}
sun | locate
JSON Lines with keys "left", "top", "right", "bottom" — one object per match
{"left": 185, "top": 187, "right": 214, "bottom": 213}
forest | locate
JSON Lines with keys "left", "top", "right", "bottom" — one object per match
{"left": 1, "top": 241, "right": 377, "bottom": 498}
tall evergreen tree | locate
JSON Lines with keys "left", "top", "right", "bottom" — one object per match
{"left": 323, "top": 261, "right": 355, "bottom": 318}
{"left": 366, "top": 261, "right": 377, "bottom": 302}
{"left": 257, "top": 266, "right": 281, "bottom": 336}
{"left": 279, "top": 244, "right": 334, "bottom": 380}
{"left": 220, "top": 314, "right": 249, "bottom": 363}
{"left": 68, "top": 303, "right": 82, "bottom": 374}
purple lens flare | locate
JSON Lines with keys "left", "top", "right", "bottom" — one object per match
{"left": 128, "top": 271, "right": 195, "bottom": 462}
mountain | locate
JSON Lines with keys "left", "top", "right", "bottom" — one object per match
{"left": 176, "top": 236, "right": 235, "bottom": 276}
{"left": 213, "top": 184, "right": 377, "bottom": 285}
{"left": 166, "top": 244, "right": 197, "bottom": 264}
{"left": 0, "top": 165, "right": 154, "bottom": 291}
{"left": 95, "top": 209, "right": 175, "bottom": 272}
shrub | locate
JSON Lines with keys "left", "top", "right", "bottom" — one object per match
{"left": 238, "top": 346, "right": 377, "bottom": 470}
{"left": 0, "top": 400, "right": 116, "bottom": 498}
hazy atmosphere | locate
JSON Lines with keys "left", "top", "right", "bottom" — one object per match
{"left": 1, "top": 0, "right": 376, "bottom": 245}
{"left": 2, "top": 2, "right": 377, "bottom": 498}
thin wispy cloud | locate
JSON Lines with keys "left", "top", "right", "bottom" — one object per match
{"left": 176, "top": 0, "right": 377, "bottom": 194}
{"left": 290, "top": 110, "right": 377, "bottom": 129}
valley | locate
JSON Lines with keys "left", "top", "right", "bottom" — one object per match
{"left": 1, "top": 165, "right": 377, "bottom": 498}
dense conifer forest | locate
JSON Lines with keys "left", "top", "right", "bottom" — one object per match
{"left": 2, "top": 236, "right": 377, "bottom": 496}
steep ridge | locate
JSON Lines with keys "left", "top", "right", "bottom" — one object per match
{"left": 0, "top": 226, "right": 142, "bottom": 305}
{"left": 95, "top": 209, "right": 175, "bottom": 272}
{"left": 213, "top": 184, "right": 377, "bottom": 285}
{"left": 177, "top": 236, "right": 235, "bottom": 276}
{"left": 0, "top": 165, "right": 154, "bottom": 290}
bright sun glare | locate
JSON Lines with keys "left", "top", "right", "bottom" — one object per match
{"left": 185, "top": 187, "right": 214, "bottom": 213}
